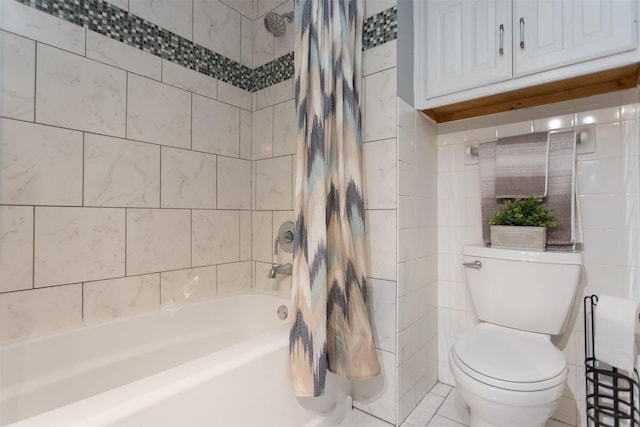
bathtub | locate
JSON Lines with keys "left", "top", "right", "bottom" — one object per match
{"left": 0, "top": 292, "right": 348, "bottom": 427}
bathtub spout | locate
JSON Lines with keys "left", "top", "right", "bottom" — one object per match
{"left": 268, "top": 263, "right": 292, "bottom": 278}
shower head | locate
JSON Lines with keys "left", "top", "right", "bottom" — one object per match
{"left": 264, "top": 11, "right": 293, "bottom": 37}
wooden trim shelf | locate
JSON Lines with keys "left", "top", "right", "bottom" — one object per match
{"left": 421, "top": 63, "right": 640, "bottom": 123}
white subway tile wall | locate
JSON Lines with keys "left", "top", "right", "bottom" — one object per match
{"left": 354, "top": 2, "right": 439, "bottom": 420}
{"left": 436, "top": 88, "right": 640, "bottom": 427}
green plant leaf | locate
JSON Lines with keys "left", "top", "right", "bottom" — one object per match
{"left": 489, "top": 197, "right": 557, "bottom": 228}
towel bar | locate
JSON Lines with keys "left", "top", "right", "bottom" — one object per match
{"left": 467, "top": 129, "right": 588, "bottom": 157}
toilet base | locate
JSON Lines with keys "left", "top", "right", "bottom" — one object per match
{"left": 470, "top": 413, "right": 545, "bottom": 427}
{"left": 451, "top": 352, "right": 566, "bottom": 427}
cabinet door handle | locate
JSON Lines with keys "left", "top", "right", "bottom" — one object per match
{"left": 519, "top": 17, "right": 525, "bottom": 49}
{"left": 499, "top": 24, "right": 504, "bottom": 55}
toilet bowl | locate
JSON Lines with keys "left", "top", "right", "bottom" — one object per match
{"left": 451, "top": 323, "right": 568, "bottom": 427}
{"left": 452, "top": 245, "right": 582, "bottom": 427}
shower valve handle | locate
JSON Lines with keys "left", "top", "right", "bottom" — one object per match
{"left": 274, "top": 230, "right": 294, "bottom": 255}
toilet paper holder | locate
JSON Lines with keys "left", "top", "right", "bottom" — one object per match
{"left": 584, "top": 295, "right": 640, "bottom": 426}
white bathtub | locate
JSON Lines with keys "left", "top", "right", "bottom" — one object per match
{"left": 0, "top": 292, "right": 347, "bottom": 427}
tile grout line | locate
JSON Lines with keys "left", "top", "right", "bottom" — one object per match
{"left": 12, "top": 0, "right": 396, "bottom": 94}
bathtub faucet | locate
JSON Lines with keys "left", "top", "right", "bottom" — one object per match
{"left": 268, "top": 263, "right": 292, "bottom": 279}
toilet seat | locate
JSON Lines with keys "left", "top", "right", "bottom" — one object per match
{"left": 452, "top": 323, "right": 568, "bottom": 392}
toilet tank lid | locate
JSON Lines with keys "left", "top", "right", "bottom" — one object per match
{"left": 463, "top": 244, "right": 582, "bottom": 265}
{"left": 453, "top": 323, "right": 567, "bottom": 383}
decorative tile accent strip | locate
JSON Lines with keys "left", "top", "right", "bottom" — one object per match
{"left": 13, "top": 0, "right": 396, "bottom": 92}
{"left": 363, "top": 6, "right": 398, "bottom": 51}
{"left": 14, "top": 0, "right": 253, "bottom": 91}
{"left": 254, "top": 52, "right": 295, "bottom": 92}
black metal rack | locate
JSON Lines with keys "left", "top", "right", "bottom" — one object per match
{"left": 585, "top": 295, "right": 640, "bottom": 426}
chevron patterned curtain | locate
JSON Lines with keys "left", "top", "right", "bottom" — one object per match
{"left": 289, "top": 0, "right": 380, "bottom": 397}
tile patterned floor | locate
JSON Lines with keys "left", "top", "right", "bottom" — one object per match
{"left": 342, "top": 383, "right": 574, "bottom": 427}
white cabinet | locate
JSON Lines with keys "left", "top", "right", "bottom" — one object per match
{"left": 425, "top": 0, "right": 512, "bottom": 97}
{"left": 514, "top": 0, "right": 637, "bottom": 76}
{"left": 414, "top": 0, "right": 638, "bottom": 110}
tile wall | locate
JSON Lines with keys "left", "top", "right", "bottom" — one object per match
{"left": 352, "top": 1, "right": 439, "bottom": 425}
{"left": 396, "top": 98, "right": 438, "bottom": 422}
{"left": 436, "top": 89, "right": 640, "bottom": 426}
{"left": 353, "top": 32, "right": 400, "bottom": 424}
{"left": 0, "top": 0, "right": 257, "bottom": 340}
{"left": 0, "top": 1, "right": 439, "bottom": 426}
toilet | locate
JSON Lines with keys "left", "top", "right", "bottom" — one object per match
{"left": 450, "top": 244, "right": 582, "bottom": 427}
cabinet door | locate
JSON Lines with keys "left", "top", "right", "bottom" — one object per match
{"left": 426, "top": 0, "right": 512, "bottom": 98}
{"left": 514, "top": 0, "right": 637, "bottom": 76}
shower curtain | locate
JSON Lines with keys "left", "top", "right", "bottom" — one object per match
{"left": 289, "top": 0, "right": 380, "bottom": 397}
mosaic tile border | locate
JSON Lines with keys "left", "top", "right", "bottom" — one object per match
{"left": 14, "top": 0, "right": 397, "bottom": 93}
{"left": 254, "top": 52, "right": 295, "bottom": 92}
{"left": 15, "top": 0, "right": 254, "bottom": 91}
{"left": 363, "top": 6, "right": 398, "bottom": 51}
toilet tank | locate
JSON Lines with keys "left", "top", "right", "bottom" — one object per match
{"left": 462, "top": 244, "right": 582, "bottom": 335}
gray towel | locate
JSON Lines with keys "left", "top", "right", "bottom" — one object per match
{"left": 495, "top": 132, "right": 549, "bottom": 199}
{"left": 546, "top": 130, "right": 577, "bottom": 246}
{"left": 479, "top": 130, "right": 578, "bottom": 248}
{"left": 479, "top": 141, "right": 498, "bottom": 245}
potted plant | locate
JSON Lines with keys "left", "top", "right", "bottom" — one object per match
{"left": 489, "top": 197, "right": 557, "bottom": 250}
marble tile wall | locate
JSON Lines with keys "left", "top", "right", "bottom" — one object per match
{"left": 0, "top": 0, "right": 253, "bottom": 341}
{"left": 352, "top": 33, "right": 399, "bottom": 425}
{"left": 12, "top": 0, "right": 397, "bottom": 95}
{"left": 352, "top": 1, "right": 439, "bottom": 423}
{"left": 0, "top": 4, "right": 422, "bottom": 427}
{"left": 435, "top": 89, "right": 640, "bottom": 427}
{"left": 251, "top": 77, "right": 296, "bottom": 296}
